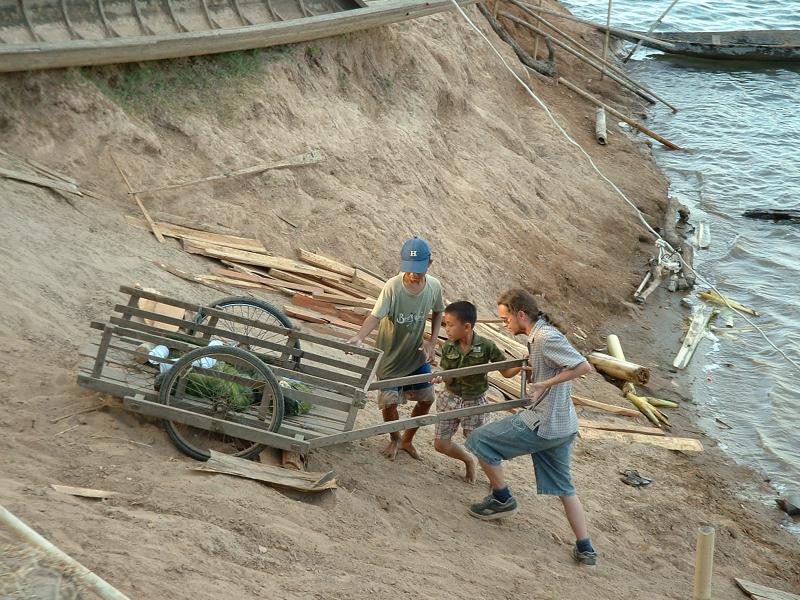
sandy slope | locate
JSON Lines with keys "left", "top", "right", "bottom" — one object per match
{"left": 0, "top": 2, "right": 797, "bottom": 598}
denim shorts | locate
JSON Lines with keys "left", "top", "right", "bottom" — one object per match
{"left": 465, "top": 412, "right": 577, "bottom": 496}
{"left": 377, "top": 363, "right": 435, "bottom": 409}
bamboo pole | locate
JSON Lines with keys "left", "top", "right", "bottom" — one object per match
{"left": 595, "top": 107, "right": 607, "bottom": 144}
{"left": 587, "top": 352, "right": 650, "bottom": 384}
{"left": 500, "top": 12, "right": 658, "bottom": 105}
{"left": 601, "top": 0, "right": 612, "bottom": 79}
{"left": 110, "top": 154, "right": 165, "bottom": 243}
{"left": 508, "top": 0, "right": 679, "bottom": 112}
{"left": 557, "top": 77, "right": 683, "bottom": 150}
{"left": 517, "top": 4, "right": 679, "bottom": 50}
{"left": 530, "top": 0, "right": 543, "bottom": 58}
{"left": 692, "top": 526, "right": 715, "bottom": 600}
{"left": 623, "top": 0, "right": 680, "bottom": 63}
{"left": 0, "top": 504, "right": 132, "bottom": 600}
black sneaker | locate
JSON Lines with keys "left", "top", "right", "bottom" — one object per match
{"left": 572, "top": 546, "right": 598, "bottom": 567}
{"left": 468, "top": 495, "right": 518, "bottom": 520}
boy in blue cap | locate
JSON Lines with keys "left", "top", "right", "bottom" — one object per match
{"left": 348, "top": 237, "right": 445, "bottom": 460}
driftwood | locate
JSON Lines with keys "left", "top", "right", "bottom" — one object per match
{"left": 557, "top": 78, "right": 682, "bottom": 150}
{"left": 588, "top": 352, "right": 651, "bottom": 384}
{"left": 477, "top": 2, "right": 556, "bottom": 77}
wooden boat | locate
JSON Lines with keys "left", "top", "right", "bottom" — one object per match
{"left": 610, "top": 28, "right": 800, "bottom": 63}
{"left": 0, "top": 0, "right": 466, "bottom": 73}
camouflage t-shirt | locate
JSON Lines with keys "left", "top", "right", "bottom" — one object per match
{"left": 372, "top": 274, "right": 445, "bottom": 379}
{"left": 440, "top": 333, "right": 506, "bottom": 400}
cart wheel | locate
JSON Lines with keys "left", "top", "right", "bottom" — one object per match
{"left": 158, "top": 345, "right": 284, "bottom": 461}
{"left": 195, "top": 296, "right": 301, "bottom": 368}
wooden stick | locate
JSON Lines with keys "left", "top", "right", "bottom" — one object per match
{"left": 509, "top": 1, "right": 678, "bottom": 112}
{"left": 0, "top": 504, "right": 132, "bottom": 599}
{"left": 50, "top": 403, "right": 106, "bottom": 424}
{"left": 623, "top": 0, "right": 680, "bottom": 63}
{"left": 132, "top": 150, "right": 322, "bottom": 196}
{"left": 110, "top": 154, "right": 165, "bottom": 242}
{"left": 500, "top": 13, "right": 657, "bottom": 105}
{"left": 557, "top": 77, "right": 683, "bottom": 150}
{"left": 531, "top": 0, "right": 543, "bottom": 58}
{"left": 595, "top": 107, "right": 607, "bottom": 144}
{"left": 516, "top": 4, "right": 679, "bottom": 50}
{"left": 601, "top": 0, "right": 613, "bottom": 79}
{"left": 692, "top": 526, "right": 715, "bottom": 600}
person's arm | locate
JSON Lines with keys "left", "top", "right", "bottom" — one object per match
{"left": 347, "top": 315, "right": 380, "bottom": 347}
{"left": 529, "top": 332, "right": 592, "bottom": 402}
{"left": 422, "top": 311, "right": 443, "bottom": 363}
{"left": 487, "top": 341, "right": 522, "bottom": 378}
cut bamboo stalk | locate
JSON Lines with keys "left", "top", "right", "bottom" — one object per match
{"left": 697, "top": 290, "right": 758, "bottom": 317}
{"left": 601, "top": 0, "right": 612, "bottom": 80}
{"left": 557, "top": 77, "right": 682, "bottom": 150}
{"left": 626, "top": 392, "right": 660, "bottom": 427}
{"left": 132, "top": 150, "right": 322, "bottom": 196}
{"left": 110, "top": 154, "right": 164, "bottom": 243}
{"left": 0, "top": 504, "right": 131, "bottom": 599}
{"left": 595, "top": 107, "right": 608, "bottom": 144}
{"left": 588, "top": 352, "right": 650, "bottom": 384}
{"left": 531, "top": 0, "right": 543, "bottom": 58}
{"left": 509, "top": 1, "right": 678, "bottom": 112}
{"left": 692, "top": 526, "right": 715, "bottom": 600}
{"left": 606, "top": 334, "right": 625, "bottom": 361}
{"left": 673, "top": 304, "right": 714, "bottom": 369}
{"left": 500, "top": 13, "right": 657, "bottom": 105}
{"left": 623, "top": 0, "right": 680, "bottom": 63}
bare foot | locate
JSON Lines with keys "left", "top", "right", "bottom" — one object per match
{"left": 464, "top": 458, "right": 477, "bottom": 484}
{"left": 399, "top": 440, "right": 422, "bottom": 461}
{"left": 381, "top": 438, "right": 400, "bottom": 460}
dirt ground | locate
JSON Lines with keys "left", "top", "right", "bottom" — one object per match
{"left": 0, "top": 1, "right": 797, "bottom": 598}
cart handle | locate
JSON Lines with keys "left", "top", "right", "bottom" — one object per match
{"left": 368, "top": 358, "right": 527, "bottom": 391}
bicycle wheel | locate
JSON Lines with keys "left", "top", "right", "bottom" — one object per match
{"left": 195, "top": 296, "right": 301, "bottom": 367}
{"left": 158, "top": 345, "right": 284, "bottom": 461}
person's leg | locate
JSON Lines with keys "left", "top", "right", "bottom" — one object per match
{"left": 378, "top": 390, "right": 403, "bottom": 460}
{"left": 561, "top": 494, "right": 589, "bottom": 541}
{"left": 399, "top": 386, "right": 434, "bottom": 459}
{"left": 433, "top": 392, "right": 476, "bottom": 480}
{"left": 435, "top": 437, "right": 477, "bottom": 483}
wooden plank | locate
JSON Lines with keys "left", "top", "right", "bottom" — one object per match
{"left": 123, "top": 396, "right": 309, "bottom": 452}
{"left": 210, "top": 268, "right": 323, "bottom": 294}
{"left": 297, "top": 249, "right": 356, "bottom": 278}
{"left": 578, "top": 427, "right": 703, "bottom": 452}
{"left": 309, "top": 398, "right": 529, "bottom": 449}
{"left": 572, "top": 395, "right": 641, "bottom": 418}
{"left": 125, "top": 216, "right": 267, "bottom": 253}
{"left": 51, "top": 484, "right": 119, "bottom": 499}
{"left": 312, "top": 293, "right": 375, "bottom": 309}
{"left": 579, "top": 418, "right": 665, "bottom": 436}
{"left": 370, "top": 358, "right": 525, "bottom": 390}
{"left": 0, "top": 0, "right": 476, "bottom": 73}
{"left": 182, "top": 241, "right": 327, "bottom": 277}
{"left": 291, "top": 293, "right": 339, "bottom": 317}
{"left": 350, "top": 269, "right": 385, "bottom": 296}
{"left": 195, "top": 451, "right": 336, "bottom": 491}
{"left": 0, "top": 166, "right": 81, "bottom": 194}
{"left": 735, "top": 579, "right": 800, "bottom": 600}
{"left": 110, "top": 154, "right": 164, "bottom": 243}
{"left": 311, "top": 276, "right": 370, "bottom": 299}
{"left": 283, "top": 305, "right": 361, "bottom": 331}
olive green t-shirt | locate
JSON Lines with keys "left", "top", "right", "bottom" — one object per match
{"left": 440, "top": 333, "right": 506, "bottom": 399}
{"left": 372, "top": 274, "right": 445, "bottom": 379}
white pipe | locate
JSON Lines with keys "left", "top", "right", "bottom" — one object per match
{"left": 0, "top": 504, "right": 131, "bottom": 600}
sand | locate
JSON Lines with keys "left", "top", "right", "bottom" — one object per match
{"left": 0, "top": 1, "right": 797, "bottom": 598}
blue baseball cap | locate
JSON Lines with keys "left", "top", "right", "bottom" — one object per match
{"left": 400, "top": 237, "right": 432, "bottom": 273}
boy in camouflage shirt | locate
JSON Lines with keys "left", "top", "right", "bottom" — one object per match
{"left": 433, "top": 301, "right": 519, "bottom": 483}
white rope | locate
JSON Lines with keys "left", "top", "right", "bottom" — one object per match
{"left": 448, "top": 0, "right": 800, "bottom": 372}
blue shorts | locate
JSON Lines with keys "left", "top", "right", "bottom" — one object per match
{"left": 465, "top": 412, "right": 577, "bottom": 496}
{"left": 377, "top": 363, "right": 435, "bottom": 409}
{"left": 384, "top": 362, "right": 433, "bottom": 392}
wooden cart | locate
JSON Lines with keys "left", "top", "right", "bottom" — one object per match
{"left": 78, "top": 286, "right": 527, "bottom": 460}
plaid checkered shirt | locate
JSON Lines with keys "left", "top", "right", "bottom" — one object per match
{"left": 519, "top": 320, "right": 586, "bottom": 439}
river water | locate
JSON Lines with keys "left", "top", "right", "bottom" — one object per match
{"left": 559, "top": 1, "right": 800, "bottom": 525}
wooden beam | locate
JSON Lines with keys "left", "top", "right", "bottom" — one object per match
{"left": 297, "top": 249, "right": 355, "bottom": 278}
{"left": 1, "top": 0, "right": 477, "bottom": 73}
{"left": 571, "top": 395, "right": 641, "bottom": 417}
{"left": 735, "top": 579, "right": 800, "bottom": 600}
{"left": 110, "top": 154, "right": 164, "bottom": 242}
{"left": 579, "top": 418, "right": 664, "bottom": 436}
{"left": 578, "top": 427, "right": 703, "bottom": 451}
{"left": 195, "top": 451, "right": 336, "bottom": 491}
{"left": 0, "top": 166, "right": 81, "bottom": 195}
{"left": 125, "top": 216, "right": 267, "bottom": 253}
{"left": 370, "top": 359, "right": 525, "bottom": 390}
{"left": 182, "top": 241, "right": 327, "bottom": 277}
